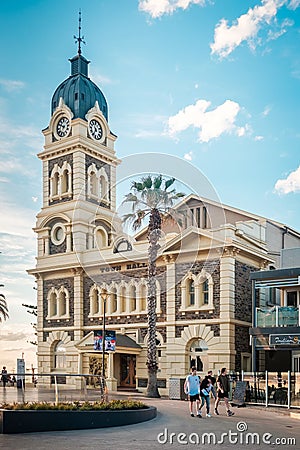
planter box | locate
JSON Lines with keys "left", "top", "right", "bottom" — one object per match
{"left": 0, "top": 406, "right": 157, "bottom": 434}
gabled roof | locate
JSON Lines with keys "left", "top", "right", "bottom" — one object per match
{"left": 75, "top": 331, "right": 141, "bottom": 350}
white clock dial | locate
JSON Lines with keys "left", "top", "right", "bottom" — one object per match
{"left": 89, "top": 119, "right": 103, "bottom": 140}
{"left": 56, "top": 117, "right": 70, "bottom": 138}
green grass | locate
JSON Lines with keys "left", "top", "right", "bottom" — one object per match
{"left": 0, "top": 399, "right": 148, "bottom": 411}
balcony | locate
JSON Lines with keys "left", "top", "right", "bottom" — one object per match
{"left": 256, "top": 306, "right": 300, "bottom": 327}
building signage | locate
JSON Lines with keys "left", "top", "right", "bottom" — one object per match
{"left": 269, "top": 334, "right": 300, "bottom": 346}
{"left": 99, "top": 263, "right": 147, "bottom": 273}
{"left": 93, "top": 330, "right": 116, "bottom": 351}
{"left": 16, "top": 358, "right": 25, "bottom": 388}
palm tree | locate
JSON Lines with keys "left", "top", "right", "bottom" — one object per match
{"left": 0, "top": 285, "right": 9, "bottom": 322}
{"left": 122, "top": 175, "right": 184, "bottom": 397}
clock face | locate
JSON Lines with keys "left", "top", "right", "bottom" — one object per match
{"left": 89, "top": 119, "right": 103, "bottom": 140}
{"left": 56, "top": 117, "right": 70, "bottom": 138}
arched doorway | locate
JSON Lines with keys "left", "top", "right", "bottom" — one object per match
{"left": 189, "top": 339, "right": 208, "bottom": 373}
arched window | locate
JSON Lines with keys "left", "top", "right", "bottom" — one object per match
{"left": 90, "top": 171, "right": 97, "bottom": 196}
{"left": 53, "top": 341, "right": 66, "bottom": 369}
{"left": 180, "top": 271, "right": 213, "bottom": 310}
{"left": 188, "top": 279, "right": 195, "bottom": 306}
{"left": 198, "top": 272, "right": 213, "bottom": 307}
{"left": 47, "top": 286, "right": 69, "bottom": 319}
{"left": 110, "top": 287, "right": 117, "bottom": 314}
{"left": 61, "top": 169, "right": 69, "bottom": 194}
{"left": 99, "top": 167, "right": 109, "bottom": 203}
{"left": 58, "top": 291, "right": 66, "bottom": 316}
{"left": 90, "top": 286, "right": 99, "bottom": 315}
{"left": 140, "top": 283, "right": 147, "bottom": 312}
{"left": 95, "top": 227, "right": 108, "bottom": 249}
{"left": 49, "top": 290, "right": 57, "bottom": 317}
{"left": 130, "top": 285, "right": 136, "bottom": 312}
{"left": 201, "top": 279, "right": 209, "bottom": 305}
{"left": 53, "top": 172, "right": 59, "bottom": 196}
{"left": 120, "top": 285, "right": 126, "bottom": 313}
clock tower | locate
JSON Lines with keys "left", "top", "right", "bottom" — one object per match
{"left": 31, "top": 24, "right": 121, "bottom": 381}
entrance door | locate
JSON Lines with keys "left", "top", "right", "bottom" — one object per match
{"left": 120, "top": 355, "right": 136, "bottom": 387}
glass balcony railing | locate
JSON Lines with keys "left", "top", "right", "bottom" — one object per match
{"left": 256, "top": 306, "right": 300, "bottom": 327}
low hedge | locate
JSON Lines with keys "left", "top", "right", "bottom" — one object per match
{"left": 0, "top": 399, "right": 147, "bottom": 411}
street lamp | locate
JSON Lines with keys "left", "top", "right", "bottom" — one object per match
{"left": 100, "top": 289, "right": 109, "bottom": 379}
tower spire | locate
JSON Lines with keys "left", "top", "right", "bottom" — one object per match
{"left": 74, "top": 9, "right": 86, "bottom": 55}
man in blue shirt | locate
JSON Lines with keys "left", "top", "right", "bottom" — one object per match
{"left": 184, "top": 367, "right": 201, "bottom": 417}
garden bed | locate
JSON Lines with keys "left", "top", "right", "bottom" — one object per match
{"left": 0, "top": 400, "right": 157, "bottom": 434}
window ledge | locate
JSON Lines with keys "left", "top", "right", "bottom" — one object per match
{"left": 180, "top": 305, "right": 214, "bottom": 313}
{"left": 46, "top": 315, "right": 70, "bottom": 321}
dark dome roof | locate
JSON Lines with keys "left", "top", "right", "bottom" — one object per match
{"left": 51, "top": 54, "right": 108, "bottom": 121}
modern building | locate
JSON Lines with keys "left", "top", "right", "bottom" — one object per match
{"left": 28, "top": 42, "right": 300, "bottom": 395}
{"left": 250, "top": 248, "right": 300, "bottom": 374}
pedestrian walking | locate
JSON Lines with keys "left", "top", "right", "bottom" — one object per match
{"left": 198, "top": 376, "right": 213, "bottom": 418}
{"left": 1, "top": 366, "right": 8, "bottom": 388}
{"left": 207, "top": 370, "right": 217, "bottom": 400}
{"left": 214, "top": 367, "right": 235, "bottom": 417}
{"left": 184, "top": 367, "right": 201, "bottom": 418}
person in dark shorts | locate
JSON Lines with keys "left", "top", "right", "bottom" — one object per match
{"left": 214, "top": 367, "right": 235, "bottom": 417}
{"left": 184, "top": 367, "right": 201, "bottom": 418}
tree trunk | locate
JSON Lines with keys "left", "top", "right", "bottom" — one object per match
{"left": 146, "top": 210, "right": 161, "bottom": 398}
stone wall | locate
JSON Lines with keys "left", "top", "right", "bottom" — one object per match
{"left": 235, "top": 325, "right": 251, "bottom": 373}
{"left": 235, "top": 261, "right": 255, "bottom": 322}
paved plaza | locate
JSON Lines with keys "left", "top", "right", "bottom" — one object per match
{"left": 0, "top": 387, "right": 300, "bottom": 449}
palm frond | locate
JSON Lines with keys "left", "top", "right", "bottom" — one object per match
{"left": 153, "top": 175, "right": 163, "bottom": 189}
{"left": 142, "top": 175, "right": 153, "bottom": 189}
{"left": 164, "top": 177, "right": 175, "bottom": 190}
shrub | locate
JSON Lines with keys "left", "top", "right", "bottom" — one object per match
{"left": 0, "top": 399, "right": 147, "bottom": 411}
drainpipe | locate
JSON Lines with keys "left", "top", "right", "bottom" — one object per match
{"left": 251, "top": 279, "right": 257, "bottom": 373}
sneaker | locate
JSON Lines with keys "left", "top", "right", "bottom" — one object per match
{"left": 207, "top": 413, "right": 211, "bottom": 418}
{"left": 190, "top": 413, "right": 195, "bottom": 417}
{"left": 197, "top": 413, "right": 202, "bottom": 418}
{"left": 227, "top": 410, "right": 235, "bottom": 417}
{"left": 214, "top": 408, "right": 219, "bottom": 415}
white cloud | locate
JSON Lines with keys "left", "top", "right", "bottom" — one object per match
{"left": 262, "top": 105, "right": 271, "bottom": 116}
{"left": 254, "top": 135, "right": 264, "bottom": 141}
{"left": 289, "top": 0, "right": 300, "bottom": 9}
{"left": 274, "top": 166, "right": 300, "bottom": 194}
{"left": 90, "top": 71, "right": 113, "bottom": 85}
{"left": 167, "top": 99, "right": 245, "bottom": 143}
{"left": 210, "top": 0, "right": 296, "bottom": 59}
{"left": 0, "top": 323, "right": 37, "bottom": 371}
{"left": 184, "top": 151, "right": 193, "bottom": 160}
{"left": 0, "top": 200, "right": 36, "bottom": 237}
{"left": 138, "top": 0, "right": 206, "bottom": 18}
{"left": 0, "top": 79, "right": 25, "bottom": 92}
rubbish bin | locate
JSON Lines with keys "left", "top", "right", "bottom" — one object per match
{"left": 169, "top": 378, "right": 186, "bottom": 400}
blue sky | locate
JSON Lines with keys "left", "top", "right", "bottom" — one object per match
{"left": 0, "top": 0, "right": 300, "bottom": 371}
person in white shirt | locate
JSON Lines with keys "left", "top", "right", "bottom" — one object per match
{"left": 184, "top": 367, "right": 201, "bottom": 418}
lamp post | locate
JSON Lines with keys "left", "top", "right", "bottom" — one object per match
{"left": 101, "top": 289, "right": 109, "bottom": 379}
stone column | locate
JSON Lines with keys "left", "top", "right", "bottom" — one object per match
{"left": 219, "top": 247, "right": 238, "bottom": 370}
{"left": 106, "top": 351, "right": 117, "bottom": 391}
{"left": 73, "top": 268, "right": 84, "bottom": 342}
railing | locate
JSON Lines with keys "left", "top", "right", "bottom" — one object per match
{"left": 255, "top": 306, "right": 300, "bottom": 327}
{"left": 240, "top": 371, "right": 300, "bottom": 409}
{"left": 0, "top": 373, "right": 108, "bottom": 405}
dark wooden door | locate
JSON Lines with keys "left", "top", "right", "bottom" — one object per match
{"left": 120, "top": 355, "right": 136, "bottom": 387}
